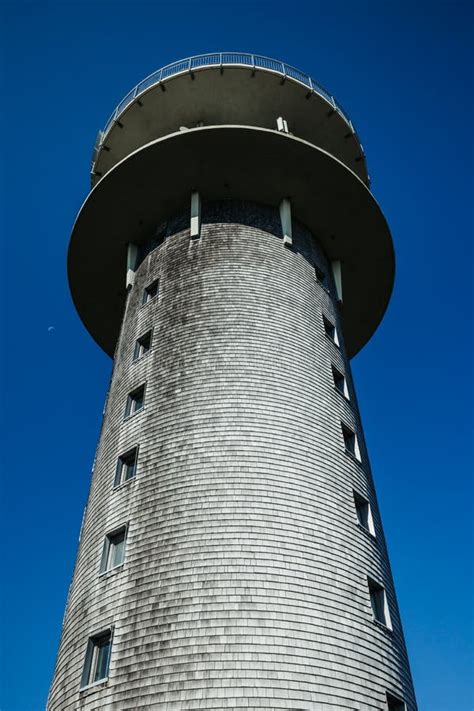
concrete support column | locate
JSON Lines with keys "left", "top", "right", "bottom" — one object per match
{"left": 331, "top": 259, "right": 343, "bottom": 303}
{"left": 126, "top": 243, "right": 138, "bottom": 288}
{"left": 190, "top": 191, "right": 201, "bottom": 239}
{"left": 279, "top": 198, "right": 292, "bottom": 247}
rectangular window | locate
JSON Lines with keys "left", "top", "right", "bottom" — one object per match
{"left": 332, "top": 365, "right": 349, "bottom": 399}
{"left": 323, "top": 315, "right": 339, "bottom": 346}
{"left": 368, "top": 577, "right": 392, "bottom": 629}
{"left": 341, "top": 423, "right": 361, "bottom": 461}
{"left": 142, "top": 279, "right": 159, "bottom": 305}
{"left": 114, "top": 447, "right": 138, "bottom": 487}
{"left": 386, "top": 692, "right": 406, "bottom": 711}
{"left": 125, "top": 385, "right": 145, "bottom": 418}
{"left": 133, "top": 330, "right": 152, "bottom": 361}
{"left": 354, "top": 491, "right": 376, "bottom": 536}
{"left": 100, "top": 525, "right": 127, "bottom": 573}
{"left": 80, "top": 629, "right": 113, "bottom": 689}
{"left": 315, "top": 265, "right": 327, "bottom": 287}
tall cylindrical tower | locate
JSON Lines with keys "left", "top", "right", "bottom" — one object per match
{"left": 49, "top": 54, "right": 417, "bottom": 710}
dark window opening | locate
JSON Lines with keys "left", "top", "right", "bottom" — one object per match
{"left": 142, "top": 279, "right": 159, "bottom": 305}
{"left": 315, "top": 265, "right": 327, "bottom": 287}
{"left": 80, "top": 629, "right": 112, "bottom": 689}
{"left": 368, "top": 577, "right": 391, "bottom": 628}
{"left": 386, "top": 692, "right": 406, "bottom": 711}
{"left": 125, "top": 385, "right": 145, "bottom": 417}
{"left": 100, "top": 526, "right": 127, "bottom": 573}
{"left": 354, "top": 491, "right": 375, "bottom": 535}
{"left": 133, "top": 331, "right": 152, "bottom": 361}
{"left": 115, "top": 447, "right": 138, "bottom": 487}
{"left": 342, "top": 423, "right": 360, "bottom": 459}
{"left": 323, "top": 315, "right": 338, "bottom": 345}
{"left": 332, "top": 366, "right": 348, "bottom": 398}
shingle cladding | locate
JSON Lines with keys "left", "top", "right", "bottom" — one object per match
{"left": 48, "top": 202, "right": 416, "bottom": 710}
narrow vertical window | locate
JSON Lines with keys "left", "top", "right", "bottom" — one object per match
{"left": 125, "top": 385, "right": 145, "bottom": 417}
{"left": 341, "top": 423, "right": 361, "bottom": 461}
{"left": 115, "top": 447, "right": 138, "bottom": 487}
{"left": 100, "top": 525, "right": 127, "bottom": 573}
{"left": 323, "top": 315, "right": 339, "bottom": 346}
{"left": 315, "top": 265, "right": 327, "bottom": 288}
{"left": 142, "top": 279, "right": 159, "bottom": 305}
{"left": 133, "top": 330, "right": 152, "bottom": 361}
{"left": 368, "top": 577, "right": 392, "bottom": 629}
{"left": 80, "top": 629, "right": 113, "bottom": 689}
{"left": 386, "top": 692, "right": 406, "bottom": 711}
{"left": 332, "top": 365, "right": 349, "bottom": 399}
{"left": 353, "top": 491, "right": 376, "bottom": 536}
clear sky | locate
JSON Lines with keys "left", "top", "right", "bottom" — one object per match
{"left": 1, "top": 1, "right": 472, "bottom": 709}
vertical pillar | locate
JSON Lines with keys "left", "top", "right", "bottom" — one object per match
{"left": 332, "top": 259, "right": 343, "bottom": 303}
{"left": 279, "top": 198, "right": 292, "bottom": 247}
{"left": 190, "top": 191, "right": 201, "bottom": 239}
{"left": 126, "top": 243, "right": 138, "bottom": 288}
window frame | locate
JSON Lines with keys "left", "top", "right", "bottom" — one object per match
{"left": 124, "top": 384, "right": 146, "bottom": 419}
{"left": 315, "top": 265, "right": 328, "bottom": 289}
{"left": 353, "top": 490, "right": 376, "bottom": 537}
{"left": 142, "top": 279, "right": 159, "bottom": 305}
{"left": 99, "top": 524, "right": 128, "bottom": 574}
{"left": 322, "top": 314, "right": 339, "bottom": 346}
{"left": 368, "top": 576, "right": 392, "bottom": 630}
{"left": 80, "top": 627, "right": 114, "bottom": 690}
{"left": 332, "top": 365, "right": 350, "bottom": 399}
{"left": 114, "top": 446, "right": 138, "bottom": 488}
{"left": 341, "top": 422, "right": 361, "bottom": 461}
{"left": 386, "top": 692, "right": 407, "bottom": 711}
{"left": 133, "top": 329, "right": 153, "bottom": 362}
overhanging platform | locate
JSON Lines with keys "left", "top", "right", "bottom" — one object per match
{"left": 69, "top": 125, "right": 394, "bottom": 359}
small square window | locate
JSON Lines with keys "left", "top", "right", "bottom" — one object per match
{"left": 100, "top": 525, "right": 127, "bottom": 573}
{"left": 341, "top": 423, "right": 361, "bottom": 461}
{"left": 332, "top": 366, "right": 349, "bottom": 399}
{"left": 142, "top": 279, "right": 159, "bottom": 305}
{"left": 315, "top": 265, "right": 327, "bottom": 287}
{"left": 125, "top": 385, "right": 145, "bottom": 418}
{"left": 368, "top": 577, "right": 392, "bottom": 629}
{"left": 115, "top": 447, "right": 138, "bottom": 487}
{"left": 323, "top": 315, "right": 339, "bottom": 346}
{"left": 80, "top": 629, "right": 112, "bottom": 689}
{"left": 354, "top": 491, "right": 375, "bottom": 536}
{"left": 386, "top": 692, "right": 406, "bottom": 711}
{"left": 133, "top": 330, "right": 152, "bottom": 361}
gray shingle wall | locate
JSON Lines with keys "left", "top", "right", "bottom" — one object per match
{"left": 48, "top": 202, "right": 416, "bottom": 710}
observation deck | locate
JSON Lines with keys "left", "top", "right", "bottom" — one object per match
{"left": 70, "top": 54, "right": 394, "bottom": 360}
{"left": 91, "top": 53, "right": 370, "bottom": 187}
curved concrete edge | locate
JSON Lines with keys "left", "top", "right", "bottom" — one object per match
{"left": 69, "top": 125, "right": 394, "bottom": 358}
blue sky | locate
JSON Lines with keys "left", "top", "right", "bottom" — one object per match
{"left": 1, "top": 1, "right": 472, "bottom": 709}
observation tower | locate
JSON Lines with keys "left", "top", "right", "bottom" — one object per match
{"left": 48, "top": 53, "right": 417, "bottom": 710}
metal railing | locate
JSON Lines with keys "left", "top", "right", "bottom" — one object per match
{"left": 94, "top": 53, "right": 359, "bottom": 158}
